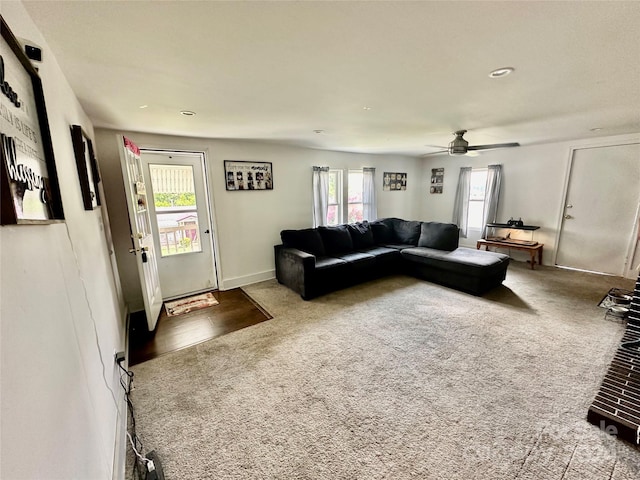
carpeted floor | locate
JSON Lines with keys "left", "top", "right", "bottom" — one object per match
{"left": 130, "top": 261, "right": 640, "bottom": 479}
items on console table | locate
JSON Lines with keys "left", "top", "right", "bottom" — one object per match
{"left": 478, "top": 223, "right": 543, "bottom": 270}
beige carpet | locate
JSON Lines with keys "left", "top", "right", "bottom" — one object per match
{"left": 130, "top": 262, "right": 640, "bottom": 479}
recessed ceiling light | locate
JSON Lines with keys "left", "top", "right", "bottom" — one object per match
{"left": 363, "top": 106, "right": 372, "bottom": 110}
{"left": 139, "top": 104, "right": 148, "bottom": 109}
{"left": 180, "top": 110, "right": 196, "bottom": 116}
{"left": 488, "top": 67, "right": 514, "bottom": 78}
{"left": 590, "top": 127, "right": 603, "bottom": 132}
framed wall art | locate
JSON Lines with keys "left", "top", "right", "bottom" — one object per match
{"left": 70, "top": 125, "right": 101, "bottom": 210}
{"left": 430, "top": 168, "right": 444, "bottom": 194}
{"left": 383, "top": 172, "right": 407, "bottom": 191}
{"left": 0, "top": 15, "right": 64, "bottom": 224}
{"left": 224, "top": 160, "right": 273, "bottom": 191}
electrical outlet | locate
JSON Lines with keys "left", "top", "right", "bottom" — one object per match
{"left": 114, "top": 351, "right": 125, "bottom": 364}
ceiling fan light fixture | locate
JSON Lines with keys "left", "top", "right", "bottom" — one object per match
{"left": 488, "top": 67, "right": 514, "bottom": 78}
{"left": 448, "top": 130, "right": 469, "bottom": 155}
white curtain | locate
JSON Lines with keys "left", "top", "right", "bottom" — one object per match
{"left": 312, "top": 166, "right": 330, "bottom": 227}
{"left": 481, "top": 164, "right": 503, "bottom": 238}
{"left": 362, "top": 167, "right": 377, "bottom": 221}
{"left": 452, "top": 167, "right": 472, "bottom": 237}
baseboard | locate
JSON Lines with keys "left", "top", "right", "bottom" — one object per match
{"left": 221, "top": 269, "right": 275, "bottom": 290}
{"left": 111, "top": 307, "right": 130, "bottom": 480}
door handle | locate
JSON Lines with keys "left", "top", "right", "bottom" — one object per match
{"left": 128, "top": 246, "right": 149, "bottom": 254}
{"left": 564, "top": 214, "right": 573, "bottom": 219}
{"left": 565, "top": 204, "right": 573, "bottom": 209}
{"left": 204, "top": 229, "right": 210, "bottom": 234}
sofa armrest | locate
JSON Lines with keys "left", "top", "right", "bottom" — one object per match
{"left": 274, "top": 245, "right": 316, "bottom": 298}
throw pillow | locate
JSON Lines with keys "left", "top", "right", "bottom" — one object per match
{"left": 280, "top": 228, "right": 326, "bottom": 256}
{"left": 347, "top": 221, "right": 374, "bottom": 249}
{"left": 318, "top": 225, "right": 354, "bottom": 254}
{"left": 418, "top": 222, "right": 459, "bottom": 251}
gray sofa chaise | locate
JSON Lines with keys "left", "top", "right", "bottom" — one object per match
{"left": 274, "top": 217, "right": 509, "bottom": 300}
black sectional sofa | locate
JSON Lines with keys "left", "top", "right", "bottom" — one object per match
{"left": 274, "top": 217, "right": 510, "bottom": 300}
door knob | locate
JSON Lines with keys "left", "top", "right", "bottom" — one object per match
{"left": 204, "top": 229, "right": 210, "bottom": 234}
{"left": 128, "top": 246, "right": 149, "bottom": 254}
{"left": 565, "top": 204, "right": 573, "bottom": 209}
{"left": 564, "top": 214, "right": 573, "bottom": 219}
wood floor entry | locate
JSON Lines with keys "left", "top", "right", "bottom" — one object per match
{"left": 129, "top": 289, "right": 272, "bottom": 366}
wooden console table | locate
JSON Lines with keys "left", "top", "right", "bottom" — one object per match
{"left": 476, "top": 239, "right": 544, "bottom": 270}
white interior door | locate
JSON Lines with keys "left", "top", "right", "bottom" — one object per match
{"left": 118, "top": 137, "right": 163, "bottom": 330}
{"left": 141, "top": 150, "right": 217, "bottom": 299}
{"left": 556, "top": 143, "right": 640, "bottom": 276}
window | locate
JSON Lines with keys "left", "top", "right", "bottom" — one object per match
{"left": 324, "top": 169, "right": 365, "bottom": 225}
{"left": 149, "top": 164, "right": 202, "bottom": 256}
{"left": 327, "top": 170, "right": 343, "bottom": 226}
{"left": 468, "top": 169, "right": 488, "bottom": 229}
{"left": 347, "top": 170, "right": 364, "bottom": 223}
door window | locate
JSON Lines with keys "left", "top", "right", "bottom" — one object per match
{"left": 148, "top": 164, "right": 202, "bottom": 256}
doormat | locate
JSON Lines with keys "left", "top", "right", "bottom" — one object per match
{"left": 165, "top": 292, "right": 219, "bottom": 316}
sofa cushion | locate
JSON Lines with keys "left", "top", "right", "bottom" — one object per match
{"left": 376, "top": 218, "right": 421, "bottom": 245}
{"left": 359, "top": 246, "right": 401, "bottom": 262}
{"left": 318, "top": 225, "right": 354, "bottom": 254}
{"left": 380, "top": 243, "right": 416, "bottom": 251}
{"left": 370, "top": 221, "right": 394, "bottom": 244}
{"left": 401, "top": 247, "right": 509, "bottom": 276}
{"left": 347, "top": 221, "right": 375, "bottom": 249}
{"left": 393, "top": 220, "right": 422, "bottom": 245}
{"left": 315, "top": 256, "right": 348, "bottom": 270}
{"left": 281, "top": 228, "right": 325, "bottom": 256}
{"left": 418, "top": 222, "right": 459, "bottom": 251}
{"left": 335, "top": 251, "right": 376, "bottom": 267}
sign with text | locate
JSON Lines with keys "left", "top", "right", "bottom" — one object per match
{"left": 224, "top": 160, "right": 273, "bottom": 191}
{"left": 0, "top": 16, "right": 63, "bottom": 224}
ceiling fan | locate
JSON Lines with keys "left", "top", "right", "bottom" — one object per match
{"left": 424, "top": 130, "right": 520, "bottom": 156}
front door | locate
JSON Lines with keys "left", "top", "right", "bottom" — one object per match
{"left": 140, "top": 150, "right": 218, "bottom": 299}
{"left": 118, "top": 137, "right": 163, "bottom": 330}
{"left": 556, "top": 142, "right": 640, "bottom": 277}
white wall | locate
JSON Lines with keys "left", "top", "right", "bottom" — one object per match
{"left": 94, "top": 129, "right": 423, "bottom": 310}
{"left": 420, "top": 133, "right": 640, "bottom": 273}
{"left": 0, "top": 3, "right": 126, "bottom": 479}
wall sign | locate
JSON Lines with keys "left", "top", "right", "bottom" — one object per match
{"left": 430, "top": 167, "right": 444, "bottom": 194}
{"left": 383, "top": 172, "right": 407, "bottom": 191}
{"left": 0, "top": 15, "right": 64, "bottom": 224}
{"left": 224, "top": 160, "right": 273, "bottom": 191}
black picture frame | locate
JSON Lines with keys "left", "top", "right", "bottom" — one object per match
{"left": 0, "top": 15, "right": 64, "bottom": 224}
{"left": 71, "top": 125, "right": 101, "bottom": 210}
{"left": 224, "top": 160, "right": 273, "bottom": 191}
{"left": 383, "top": 172, "right": 407, "bottom": 191}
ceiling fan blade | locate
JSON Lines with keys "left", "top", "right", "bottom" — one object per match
{"left": 421, "top": 150, "right": 449, "bottom": 157}
{"left": 467, "top": 142, "right": 520, "bottom": 151}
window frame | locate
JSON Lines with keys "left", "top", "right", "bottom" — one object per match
{"left": 467, "top": 168, "right": 488, "bottom": 231}
{"left": 347, "top": 169, "right": 364, "bottom": 224}
{"left": 327, "top": 169, "right": 343, "bottom": 226}
{"left": 324, "top": 168, "right": 366, "bottom": 225}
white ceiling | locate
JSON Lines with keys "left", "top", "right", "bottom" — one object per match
{"left": 21, "top": 0, "right": 640, "bottom": 156}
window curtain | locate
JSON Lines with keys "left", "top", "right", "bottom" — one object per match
{"left": 362, "top": 167, "right": 377, "bottom": 221}
{"left": 452, "top": 167, "right": 472, "bottom": 237}
{"left": 481, "top": 164, "right": 503, "bottom": 238}
{"left": 312, "top": 166, "right": 330, "bottom": 227}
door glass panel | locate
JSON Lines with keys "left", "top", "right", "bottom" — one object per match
{"left": 149, "top": 164, "right": 202, "bottom": 257}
